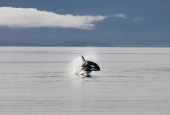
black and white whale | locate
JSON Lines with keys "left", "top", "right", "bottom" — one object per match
{"left": 81, "top": 55, "right": 100, "bottom": 75}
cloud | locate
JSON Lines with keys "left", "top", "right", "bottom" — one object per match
{"left": 112, "top": 14, "right": 127, "bottom": 18}
{"left": 0, "top": 7, "right": 107, "bottom": 30}
{"left": 134, "top": 17, "right": 149, "bottom": 21}
{"left": 134, "top": 18, "right": 143, "bottom": 20}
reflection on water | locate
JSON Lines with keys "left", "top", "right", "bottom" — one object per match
{"left": 0, "top": 47, "right": 170, "bottom": 115}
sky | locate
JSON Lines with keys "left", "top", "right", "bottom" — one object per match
{"left": 0, "top": 0, "right": 170, "bottom": 46}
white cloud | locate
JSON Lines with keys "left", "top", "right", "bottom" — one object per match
{"left": 134, "top": 18, "right": 143, "bottom": 20}
{"left": 112, "top": 14, "right": 127, "bottom": 18}
{"left": 134, "top": 17, "right": 148, "bottom": 21}
{"left": 0, "top": 7, "right": 107, "bottom": 30}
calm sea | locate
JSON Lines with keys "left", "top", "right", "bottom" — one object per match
{"left": 0, "top": 47, "right": 170, "bottom": 115}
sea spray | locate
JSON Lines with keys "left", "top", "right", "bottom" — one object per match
{"left": 68, "top": 56, "right": 84, "bottom": 75}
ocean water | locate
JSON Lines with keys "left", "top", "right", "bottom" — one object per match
{"left": 0, "top": 47, "right": 170, "bottom": 115}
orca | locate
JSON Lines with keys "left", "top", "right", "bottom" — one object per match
{"left": 81, "top": 55, "right": 100, "bottom": 75}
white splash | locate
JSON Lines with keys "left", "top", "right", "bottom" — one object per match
{"left": 68, "top": 56, "right": 84, "bottom": 75}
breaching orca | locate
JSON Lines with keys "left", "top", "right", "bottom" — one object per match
{"left": 81, "top": 55, "right": 100, "bottom": 75}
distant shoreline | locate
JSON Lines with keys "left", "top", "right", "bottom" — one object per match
{"left": 0, "top": 45, "right": 170, "bottom": 47}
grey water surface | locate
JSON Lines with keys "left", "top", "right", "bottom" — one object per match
{"left": 0, "top": 47, "right": 170, "bottom": 115}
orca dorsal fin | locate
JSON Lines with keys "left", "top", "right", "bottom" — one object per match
{"left": 81, "top": 55, "right": 85, "bottom": 61}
